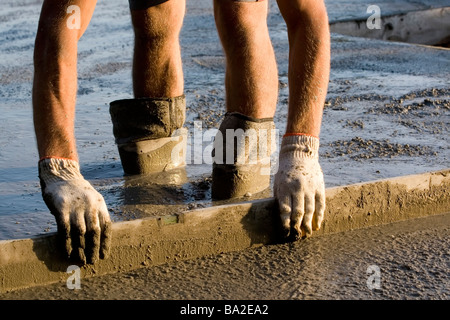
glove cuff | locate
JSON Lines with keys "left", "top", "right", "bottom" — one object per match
{"left": 38, "top": 157, "right": 83, "bottom": 184}
{"left": 280, "top": 134, "right": 320, "bottom": 159}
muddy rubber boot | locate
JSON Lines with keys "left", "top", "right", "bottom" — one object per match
{"left": 211, "top": 112, "right": 276, "bottom": 200}
{"left": 110, "top": 95, "right": 187, "bottom": 175}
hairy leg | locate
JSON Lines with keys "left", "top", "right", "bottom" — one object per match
{"left": 131, "top": 0, "right": 185, "bottom": 98}
{"left": 213, "top": 0, "right": 278, "bottom": 119}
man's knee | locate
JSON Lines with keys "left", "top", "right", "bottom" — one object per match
{"left": 131, "top": 0, "right": 185, "bottom": 42}
{"left": 214, "top": 0, "right": 268, "bottom": 38}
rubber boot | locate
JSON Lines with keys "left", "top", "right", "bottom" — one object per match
{"left": 110, "top": 95, "right": 187, "bottom": 175}
{"left": 211, "top": 112, "right": 276, "bottom": 200}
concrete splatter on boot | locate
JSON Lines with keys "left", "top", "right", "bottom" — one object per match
{"left": 110, "top": 95, "right": 187, "bottom": 175}
{"left": 212, "top": 112, "right": 276, "bottom": 200}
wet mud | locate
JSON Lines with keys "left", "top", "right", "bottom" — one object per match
{"left": 2, "top": 212, "right": 448, "bottom": 300}
{"left": 324, "top": 137, "right": 435, "bottom": 160}
{"left": 1, "top": 170, "right": 447, "bottom": 294}
{"left": 0, "top": 0, "right": 449, "bottom": 241}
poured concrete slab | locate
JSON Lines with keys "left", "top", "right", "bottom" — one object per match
{"left": 0, "top": 169, "right": 448, "bottom": 293}
{"left": 3, "top": 212, "right": 448, "bottom": 300}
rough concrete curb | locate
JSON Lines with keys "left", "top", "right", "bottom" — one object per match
{"left": 329, "top": 7, "right": 450, "bottom": 47}
{"left": 1, "top": 169, "right": 448, "bottom": 293}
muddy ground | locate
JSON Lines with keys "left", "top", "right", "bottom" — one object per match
{"left": 1, "top": 212, "right": 448, "bottom": 300}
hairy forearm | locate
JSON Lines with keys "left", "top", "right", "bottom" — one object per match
{"left": 33, "top": 107, "right": 78, "bottom": 161}
{"left": 283, "top": 3, "right": 330, "bottom": 136}
{"left": 32, "top": 0, "right": 97, "bottom": 161}
{"left": 33, "top": 47, "right": 79, "bottom": 160}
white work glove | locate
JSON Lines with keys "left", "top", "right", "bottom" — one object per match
{"left": 274, "top": 135, "right": 326, "bottom": 240}
{"left": 39, "top": 158, "right": 112, "bottom": 264}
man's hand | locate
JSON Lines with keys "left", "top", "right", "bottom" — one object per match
{"left": 39, "top": 158, "right": 112, "bottom": 264}
{"left": 274, "top": 135, "right": 325, "bottom": 240}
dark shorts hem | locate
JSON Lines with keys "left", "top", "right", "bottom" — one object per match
{"left": 129, "top": 0, "right": 264, "bottom": 11}
{"left": 129, "top": 0, "right": 169, "bottom": 11}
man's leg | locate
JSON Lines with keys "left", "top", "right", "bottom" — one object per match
{"left": 213, "top": 0, "right": 278, "bottom": 119}
{"left": 109, "top": 0, "right": 187, "bottom": 175}
{"left": 130, "top": 0, "right": 185, "bottom": 98}
{"left": 212, "top": 0, "right": 278, "bottom": 199}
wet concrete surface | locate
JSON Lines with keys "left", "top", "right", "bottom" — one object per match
{"left": 1, "top": 212, "right": 448, "bottom": 300}
{"left": 1, "top": 170, "right": 447, "bottom": 294}
{"left": 0, "top": 0, "right": 449, "bottom": 301}
{"left": 0, "top": 0, "right": 448, "bottom": 241}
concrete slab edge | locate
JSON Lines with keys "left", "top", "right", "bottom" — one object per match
{"left": 0, "top": 169, "right": 449, "bottom": 293}
{"left": 329, "top": 7, "right": 450, "bottom": 47}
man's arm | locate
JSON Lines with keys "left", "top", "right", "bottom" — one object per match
{"left": 274, "top": 0, "right": 330, "bottom": 239}
{"left": 33, "top": 0, "right": 85, "bottom": 161}
{"left": 33, "top": 0, "right": 111, "bottom": 264}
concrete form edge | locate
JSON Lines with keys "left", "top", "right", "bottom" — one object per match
{"left": 0, "top": 169, "right": 449, "bottom": 293}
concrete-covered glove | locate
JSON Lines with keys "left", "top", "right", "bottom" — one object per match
{"left": 39, "top": 157, "right": 112, "bottom": 264}
{"left": 274, "top": 134, "right": 325, "bottom": 240}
